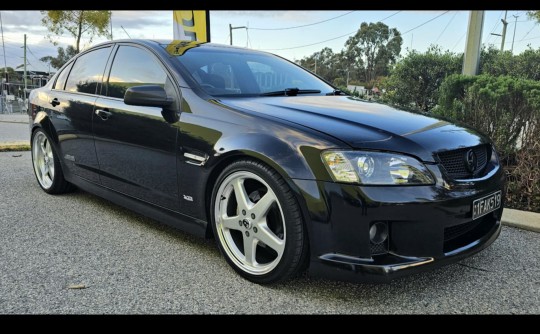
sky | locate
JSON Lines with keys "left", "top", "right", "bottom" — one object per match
{"left": 1, "top": 10, "right": 539, "bottom": 73}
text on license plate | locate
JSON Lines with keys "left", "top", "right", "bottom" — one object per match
{"left": 472, "top": 190, "right": 502, "bottom": 220}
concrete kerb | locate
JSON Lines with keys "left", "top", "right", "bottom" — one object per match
{"left": 501, "top": 209, "right": 540, "bottom": 233}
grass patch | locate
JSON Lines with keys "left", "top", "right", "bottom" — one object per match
{"left": 0, "top": 143, "right": 31, "bottom": 152}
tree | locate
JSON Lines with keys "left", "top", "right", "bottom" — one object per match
{"left": 381, "top": 46, "right": 462, "bottom": 111}
{"left": 40, "top": 45, "right": 77, "bottom": 70}
{"left": 345, "top": 22, "right": 402, "bottom": 84}
{"left": 1, "top": 67, "right": 22, "bottom": 82}
{"left": 41, "top": 10, "right": 111, "bottom": 53}
{"left": 480, "top": 46, "right": 540, "bottom": 81}
{"left": 527, "top": 11, "right": 540, "bottom": 23}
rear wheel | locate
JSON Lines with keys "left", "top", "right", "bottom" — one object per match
{"left": 31, "top": 129, "right": 73, "bottom": 194}
{"left": 211, "top": 160, "right": 308, "bottom": 284}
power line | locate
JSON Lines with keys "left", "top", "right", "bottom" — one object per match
{"left": 435, "top": 11, "right": 459, "bottom": 44}
{"left": 26, "top": 46, "right": 48, "bottom": 72}
{"left": 486, "top": 11, "right": 504, "bottom": 44}
{"left": 518, "top": 23, "right": 537, "bottom": 42}
{"left": 402, "top": 11, "right": 450, "bottom": 35}
{"left": 259, "top": 11, "right": 402, "bottom": 51}
{"left": 452, "top": 32, "right": 467, "bottom": 51}
{"left": 249, "top": 11, "right": 356, "bottom": 31}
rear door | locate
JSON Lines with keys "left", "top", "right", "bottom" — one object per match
{"left": 46, "top": 46, "right": 112, "bottom": 183}
{"left": 93, "top": 44, "right": 180, "bottom": 211}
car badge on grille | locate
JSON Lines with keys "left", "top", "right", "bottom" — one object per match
{"left": 464, "top": 149, "right": 477, "bottom": 173}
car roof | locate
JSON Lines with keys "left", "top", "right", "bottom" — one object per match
{"left": 90, "top": 39, "right": 270, "bottom": 57}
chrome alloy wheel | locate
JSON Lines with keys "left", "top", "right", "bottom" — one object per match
{"left": 32, "top": 131, "right": 55, "bottom": 190}
{"left": 214, "top": 171, "right": 286, "bottom": 275}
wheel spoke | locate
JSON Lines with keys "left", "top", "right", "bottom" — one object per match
{"left": 40, "top": 163, "right": 47, "bottom": 178}
{"left": 48, "top": 161, "right": 55, "bottom": 179}
{"left": 40, "top": 139, "right": 47, "bottom": 155}
{"left": 220, "top": 216, "right": 242, "bottom": 231}
{"left": 251, "top": 192, "right": 276, "bottom": 219}
{"left": 233, "top": 178, "right": 251, "bottom": 210}
{"left": 256, "top": 222, "right": 285, "bottom": 255}
{"left": 46, "top": 142, "right": 53, "bottom": 159}
{"left": 243, "top": 236, "right": 257, "bottom": 266}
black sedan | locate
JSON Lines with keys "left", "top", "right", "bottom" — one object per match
{"left": 28, "top": 40, "right": 504, "bottom": 284}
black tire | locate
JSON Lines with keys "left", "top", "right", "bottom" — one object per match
{"left": 31, "top": 128, "right": 74, "bottom": 194}
{"left": 210, "top": 159, "right": 309, "bottom": 284}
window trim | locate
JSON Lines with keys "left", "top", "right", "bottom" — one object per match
{"left": 60, "top": 45, "right": 114, "bottom": 97}
{"left": 102, "top": 43, "right": 176, "bottom": 102}
{"left": 51, "top": 60, "right": 75, "bottom": 91}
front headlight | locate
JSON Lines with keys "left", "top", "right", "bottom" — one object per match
{"left": 321, "top": 151, "right": 435, "bottom": 185}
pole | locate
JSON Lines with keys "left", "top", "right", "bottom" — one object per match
{"left": 109, "top": 11, "right": 113, "bottom": 40}
{"left": 500, "top": 11, "right": 508, "bottom": 52}
{"left": 23, "top": 34, "right": 27, "bottom": 94}
{"left": 462, "top": 11, "right": 484, "bottom": 75}
{"left": 229, "top": 24, "right": 247, "bottom": 46}
{"left": 346, "top": 70, "right": 350, "bottom": 86}
{"left": 0, "top": 11, "right": 7, "bottom": 112}
{"left": 511, "top": 14, "right": 519, "bottom": 54}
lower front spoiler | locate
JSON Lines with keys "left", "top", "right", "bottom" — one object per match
{"left": 310, "top": 220, "right": 501, "bottom": 283}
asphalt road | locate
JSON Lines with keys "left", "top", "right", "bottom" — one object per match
{"left": 1, "top": 151, "right": 539, "bottom": 314}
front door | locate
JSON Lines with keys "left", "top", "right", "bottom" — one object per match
{"left": 92, "top": 45, "right": 180, "bottom": 211}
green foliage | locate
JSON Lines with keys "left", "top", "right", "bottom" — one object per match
{"left": 345, "top": 22, "right": 402, "bottom": 83}
{"left": 381, "top": 46, "right": 462, "bottom": 111}
{"left": 298, "top": 48, "right": 350, "bottom": 84}
{"left": 41, "top": 10, "right": 111, "bottom": 53}
{"left": 506, "top": 138, "right": 540, "bottom": 212}
{"left": 436, "top": 74, "right": 540, "bottom": 212}
{"left": 1, "top": 67, "right": 22, "bottom": 82}
{"left": 480, "top": 46, "right": 540, "bottom": 81}
{"left": 298, "top": 21, "right": 402, "bottom": 85}
{"left": 527, "top": 10, "right": 540, "bottom": 23}
{"left": 40, "top": 45, "right": 77, "bottom": 70}
{"left": 333, "top": 77, "right": 346, "bottom": 87}
{"left": 435, "top": 74, "right": 540, "bottom": 158}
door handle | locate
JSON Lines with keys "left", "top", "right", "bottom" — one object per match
{"left": 95, "top": 108, "right": 112, "bottom": 120}
{"left": 50, "top": 98, "right": 60, "bottom": 107}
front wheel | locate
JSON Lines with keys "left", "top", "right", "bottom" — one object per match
{"left": 210, "top": 160, "right": 308, "bottom": 284}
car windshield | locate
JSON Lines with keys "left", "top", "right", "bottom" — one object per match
{"left": 173, "top": 46, "right": 334, "bottom": 97}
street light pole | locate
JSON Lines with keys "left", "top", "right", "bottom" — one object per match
{"left": 229, "top": 24, "right": 247, "bottom": 46}
{"left": 23, "top": 34, "right": 27, "bottom": 94}
{"left": 500, "top": 11, "right": 508, "bottom": 52}
{"left": 511, "top": 14, "right": 519, "bottom": 54}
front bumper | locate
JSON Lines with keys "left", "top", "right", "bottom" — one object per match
{"left": 292, "top": 164, "right": 505, "bottom": 283}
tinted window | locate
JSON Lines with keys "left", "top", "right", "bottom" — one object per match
{"left": 65, "top": 47, "right": 111, "bottom": 94}
{"left": 54, "top": 61, "right": 74, "bottom": 90}
{"left": 174, "top": 48, "right": 333, "bottom": 96}
{"left": 107, "top": 46, "right": 167, "bottom": 99}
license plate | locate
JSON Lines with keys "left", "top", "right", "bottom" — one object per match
{"left": 472, "top": 191, "right": 502, "bottom": 220}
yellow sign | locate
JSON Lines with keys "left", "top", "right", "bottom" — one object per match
{"left": 173, "top": 10, "right": 210, "bottom": 42}
{"left": 165, "top": 40, "right": 204, "bottom": 56}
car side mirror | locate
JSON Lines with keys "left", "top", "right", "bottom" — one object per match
{"left": 124, "top": 85, "right": 173, "bottom": 108}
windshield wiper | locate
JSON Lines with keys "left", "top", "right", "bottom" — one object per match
{"left": 326, "top": 89, "right": 346, "bottom": 96}
{"left": 260, "top": 88, "right": 321, "bottom": 97}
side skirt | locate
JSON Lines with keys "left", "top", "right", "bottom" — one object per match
{"left": 69, "top": 175, "right": 208, "bottom": 238}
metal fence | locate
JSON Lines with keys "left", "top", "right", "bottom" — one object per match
{"left": 1, "top": 82, "right": 41, "bottom": 114}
